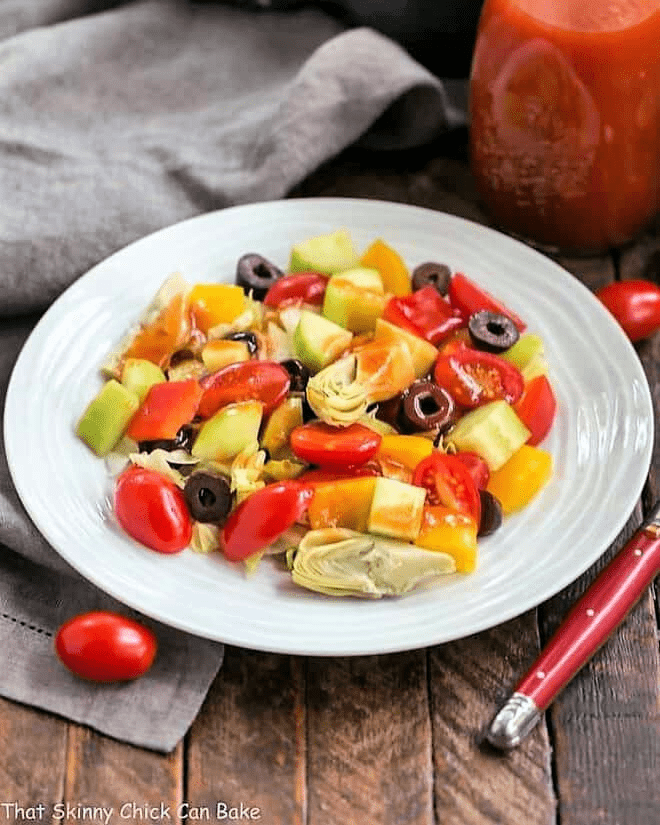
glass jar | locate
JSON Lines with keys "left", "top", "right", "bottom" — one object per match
{"left": 469, "top": 0, "right": 660, "bottom": 254}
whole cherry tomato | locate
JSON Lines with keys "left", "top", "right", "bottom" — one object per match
{"left": 290, "top": 422, "right": 382, "bottom": 470}
{"left": 55, "top": 611, "right": 157, "bottom": 682}
{"left": 263, "top": 272, "right": 327, "bottom": 308}
{"left": 222, "top": 481, "right": 313, "bottom": 561}
{"left": 412, "top": 452, "right": 481, "bottom": 523}
{"left": 595, "top": 279, "right": 660, "bottom": 342}
{"left": 115, "top": 466, "right": 192, "bottom": 554}
{"left": 448, "top": 272, "right": 526, "bottom": 332}
{"left": 198, "top": 361, "right": 290, "bottom": 418}
{"left": 433, "top": 347, "right": 524, "bottom": 408}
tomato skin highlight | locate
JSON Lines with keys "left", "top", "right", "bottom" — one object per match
{"left": 514, "top": 375, "right": 557, "bottom": 446}
{"left": 222, "top": 481, "right": 313, "bottom": 561}
{"left": 198, "top": 361, "right": 290, "bottom": 418}
{"left": 115, "top": 466, "right": 192, "bottom": 554}
{"left": 126, "top": 379, "right": 202, "bottom": 441}
{"left": 290, "top": 422, "right": 382, "bottom": 470}
{"left": 412, "top": 453, "right": 481, "bottom": 523}
{"left": 433, "top": 347, "right": 524, "bottom": 408}
{"left": 55, "top": 611, "right": 157, "bottom": 682}
{"left": 263, "top": 272, "right": 327, "bottom": 308}
{"left": 448, "top": 272, "right": 526, "bottom": 332}
{"left": 595, "top": 279, "right": 660, "bottom": 342}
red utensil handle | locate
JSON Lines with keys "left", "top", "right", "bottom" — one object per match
{"left": 488, "top": 504, "right": 660, "bottom": 748}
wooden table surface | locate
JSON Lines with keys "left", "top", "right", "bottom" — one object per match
{"left": 3, "top": 131, "right": 660, "bottom": 825}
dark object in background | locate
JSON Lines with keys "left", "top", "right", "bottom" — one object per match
{"left": 212, "top": 0, "right": 485, "bottom": 77}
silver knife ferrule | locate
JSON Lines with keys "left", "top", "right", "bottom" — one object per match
{"left": 487, "top": 693, "right": 542, "bottom": 750}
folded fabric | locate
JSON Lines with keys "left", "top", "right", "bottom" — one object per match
{"left": 0, "top": 0, "right": 466, "bottom": 751}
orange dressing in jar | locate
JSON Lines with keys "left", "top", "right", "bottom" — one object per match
{"left": 469, "top": 0, "right": 660, "bottom": 252}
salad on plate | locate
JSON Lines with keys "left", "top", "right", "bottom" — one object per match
{"left": 76, "top": 228, "right": 556, "bottom": 598}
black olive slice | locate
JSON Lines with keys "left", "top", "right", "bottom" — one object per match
{"left": 236, "top": 253, "right": 284, "bottom": 300}
{"left": 138, "top": 424, "right": 195, "bottom": 454}
{"left": 401, "top": 380, "right": 456, "bottom": 433}
{"left": 468, "top": 310, "right": 520, "bottom": 353}
{"left": 280, "top": 358, "right": 310, "bottom": 393}
{"left": 183, "top": 472, "right": 232, "bottom": 524}
{"left": 224, "top": 330, "right": 259, "bottom": 356}
{"left": 411, "top": 262, "right": 452, "bottom": 294}
{"left": 373, "top": 395, "right": 403, "bottom": 429}
{"left": 478, "top": 490, "right": 503, "bottom": 537}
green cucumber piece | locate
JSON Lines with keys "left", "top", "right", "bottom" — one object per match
{"left": 289, "top": 229, "right": 359, "bottom": 275}
{"left": 192, "top": 400, "right": 263, "bottom": 461}
{"left": 120, "top": 358, "right": 166, "bottom": 402}
{"left": 292, "top": 309, "right": 353, "bottom": 373}
{"left": 77, "top": 379, "right": 140, "bottom": 456}
{"left": 447, "top": 400, "right": 530, "bottom": 471}
{"left": 501, "top": 333, "right": 548, "bottom": 381}
{"left": 367, "top": 476, "right": 426, "bottom": 542}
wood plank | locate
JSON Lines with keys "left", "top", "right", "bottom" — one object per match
{"left": 63, "top": 726, "right": 183, "bottom": 821}
{"left": 540, "top": 507, "right": 660, "bottom": 825}
{"left": 186, "top": 647, "right": 305, "bottom": 825}
{"left": 428, "top": 614, "right": 556, "bottom": 825}
{"left": 0, "top": 699, "right": 67, "bottom": 818}
{"left": 305, "top": 651, "right": 433, "bottom": 825}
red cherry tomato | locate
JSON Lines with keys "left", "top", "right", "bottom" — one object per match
{"left": 55, "top": 611, "right": 157, "bottom": 682}
{"left": 126, "top": 379, "right": 203, "bottom": 441}
{"left": 448, "top": 272, "right": 526, "bottom": 332}
{"left": 454, "top": 451, "right": 490, "bottom": 490}
{"left": 383, "top": 285, "right": 464, "bottom": 345}
{"left": 290, "top": 422, "right": 382, "bottom": 470}
{"left": 514, "top": 374, "right": 557, "bottom": 446}
{"left": 115, "top": 466, "right": 192, "bottom": 554}
{"left": 412, "top": 453, "right": 481, "bottom": 522}
{"left": 433, "top": 347, "right": 524, "bottom": 408}
{"left": 595, "top": 279, "right": 660, "bottom": 342}
{"left": 222, "top": 481, "right": 313, "bottom": 561}
{"left": 263, "top": 272, "right": 327, "bottom": 308}
{"left": 198, "top": 361, "right": 290, "bottom": 418}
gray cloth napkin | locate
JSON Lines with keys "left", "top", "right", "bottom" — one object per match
{"left": 0, "top": 0, "right": 465, "bottom": 751}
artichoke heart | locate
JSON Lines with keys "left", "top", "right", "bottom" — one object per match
{"left": 306, "top": 354, "right": 368, "bottom": 427}
{"left": 288, "top": 528, "right": 456, "bottom": 598}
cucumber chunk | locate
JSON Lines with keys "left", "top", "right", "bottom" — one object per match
{"left": 447, "top": 400, "right": 530, "bottom": 471}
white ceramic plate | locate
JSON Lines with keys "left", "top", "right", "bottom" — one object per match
{"left": 5, "top": 198, "right": 654, "bottom": 655}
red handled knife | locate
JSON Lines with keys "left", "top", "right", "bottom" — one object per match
{"left": 487, "top": 502, "right": 660, "bottom": 749}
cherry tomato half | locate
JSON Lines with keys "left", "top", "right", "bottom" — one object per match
{"left": 115, "top": 466, "right": 192, "bottom": 554}
{"left": 198, "top": 361, "right": 290, "bottom": 418}
{"left": 263, "top": 272, "right": 327, "bottom": 308}
{"left": 514, "top": 374, "right": 556, "bottom": 446}
{"left": 290, "top": 422, "right": 382, "bottom": 470}
{"left": 222, "top": 481, "right": 313, "bottom": 561}
{"left": 433, "top": 347, "right": 524, "bottom": 408}
{"left": 412, "top": 453, "right": 481, "bottom": 523}
{"left": 448, "top": 272, "right": 526, "bottom": 332}
{"left": 595, "top": 279, "right": 660, "bottom": 343}
{"left": 454, "top": 451, "right": 490, "bottom": 490}
{"left": 55, "top": 611, "right": 157, "bottom": 682}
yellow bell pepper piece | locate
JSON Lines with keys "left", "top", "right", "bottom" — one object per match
{"left": 486, "top": 444, "right": 553, "bottom": 514}
{"left": 189, "top": 284, "right": 246, "bottom": 333}
{"left": 376, "top": 435, "right": 434, "bottom": 473}
{"left": 415, "top": 505, "right": 478, "bottom": 573}
{"left": 360, "top": 239, "right": 412, "bottom": 297}
{"left": 308, "top": 476, "right": 376, "bottom": 532}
